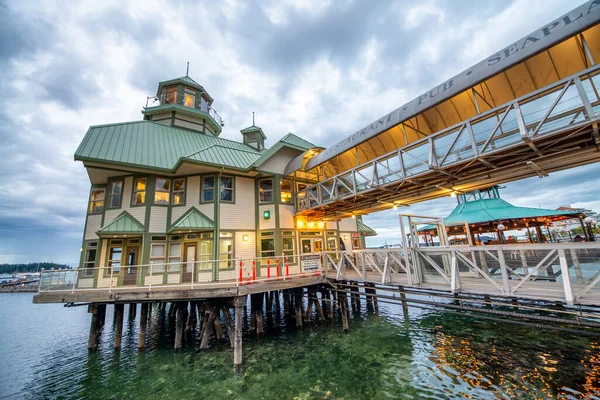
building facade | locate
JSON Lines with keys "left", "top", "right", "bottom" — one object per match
{"left": 75, "top": 75, "right": 375, "bottom": 287}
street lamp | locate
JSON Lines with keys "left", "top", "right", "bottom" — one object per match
{"left": 497, "top": 223, "right": 505, "bottom": 244}
{"left": 585, "top": 217, "right": 596, "bottom": 241}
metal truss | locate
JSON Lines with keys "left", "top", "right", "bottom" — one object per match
{"left": 297, "top": 65, "right": 600, "bottom": 218}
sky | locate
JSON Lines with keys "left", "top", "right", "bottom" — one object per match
{"left": 0, "top": 0, "right": 598, "bottom": 264}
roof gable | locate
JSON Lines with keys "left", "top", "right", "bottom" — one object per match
{"left": 253, "top": 133, "right": 317, "bottom": 168}
{"left": 97, "top": 211, "right": 145, "bottom": 235}
{"left": 357, "top": 219, "right": 377, "bottom": 236}
{"left": 169, "top": 207, "right": 215, "bottom": 233}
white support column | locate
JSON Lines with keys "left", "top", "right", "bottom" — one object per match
{"left": 558, "top": 249, "right": 575, "bottom": 305}
{"left": 450, "top": 251, "right": 461, "bottom": 293}
{"left": 497, "top": 250, "right": 511, "bottom": 295}
{"left": 570, "top": 249, "right": 584, "bottom": 284}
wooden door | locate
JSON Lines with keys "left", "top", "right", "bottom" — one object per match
{"left": 123, "top": 247, "right": 139, "bottom": 286}
{"left": 182, "top": 243, "right": 196, "bottom": 283}
{"left": 312, "top": 239, "right": 323, "bottom": 253}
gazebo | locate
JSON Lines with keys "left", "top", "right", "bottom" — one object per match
{"left": 419, "top": 187, "right": 584, "bottom": 245}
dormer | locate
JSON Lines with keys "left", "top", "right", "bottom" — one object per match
{"left": 241, "top": 124, "right": 266, "bottom": 151}
{"left": 142, "top": 75, "right": 224, "bottom": 136}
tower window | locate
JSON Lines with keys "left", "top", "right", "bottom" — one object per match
{"left": 163, "top": 86, "right": 177, "bottom": 104}
{"left": 202, "top": 176, "right": 215, "bottom": 202}
{"left": 220, "top": 176, "right": 234, "bottom": 202}
{"left": 89, "top": 188, "right": 105, "bottom": 213}
{"left": 173, "top": 178, "right": 185, "bottom": 205}
{"left": 155, "top": 178, "right": 170, "bottom": 204}
{"left": 280, "top": 179, "right": 292, "bottom": 204}
{"left": 184, "top": 93, "right": 195, "bottom": 108}
{"left": 133, "top": 178, "right": 146, "bottom": 205}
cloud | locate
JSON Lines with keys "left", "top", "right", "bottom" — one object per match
{"left": 0, "top": 0, "right": 591, "bottom": 261}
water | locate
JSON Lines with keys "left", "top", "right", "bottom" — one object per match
{"left": 0, "top": 293, "right": 599, "bottom": 399}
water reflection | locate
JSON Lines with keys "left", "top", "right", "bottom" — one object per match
{"left": 1, "top": 294, "right": 599, "bottom": 399}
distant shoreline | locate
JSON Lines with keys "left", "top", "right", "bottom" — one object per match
{"left": 0, "top": 286, "right": 37, "bottom": 293}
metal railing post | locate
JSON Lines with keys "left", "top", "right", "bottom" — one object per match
{"left": 558, "top": 249, "right": 575, "bottom": 305}
{"left": 191, "top": 258, "right": 195, "bottom": 289}
{"left": 497, "top": 250, "right": 511, "bottom": 295}
{"left": 450, "top": 250, "right": 461, "bottom": 293}
{"left": 149, "top": 261, "right": 153, "bottom": 292}
{"left": 72, "top": 268, "right": 78, "bottom": 294}
{"left": 109, "top": 265, "right": 114, "bottom": 293}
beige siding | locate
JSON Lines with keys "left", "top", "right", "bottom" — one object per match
{"left": 197, "top": 271, "right": 212, "bottom": 282}
{"left": 77, "top": 279, "right": 94, "bottom": 288}
{"left": 167, "top": 274, "right": 180, "bottom": 284}
{"left": 174, "top": 119, "right": 203, "bottom": 132}
{"left": 128, "top": 207, "right": 146, "bottom": 225}
{"left": 258, "top": 147, "right": 301, "bottom": 174}
{"left": 154, "top": 120, "right": 171, "bottom": 127}
{"left": 144, "top": 275, "right": 163, "bottom": 286}
{"left": 220, "top": 177, "right": 255, "bottom": 230}
{"left": 279, "top": 205, "right": 295, "bottom": 229}
{"left": 85, "top": 215, "right": 102, "bottom": 240}
{"left": 219, "top": 270, "right": 236, "bottom": 281}
{"left": 198, "top": 203, "right": 215, "bottom": 221}
{"left": 149, "top": 207, "right": 168, "bottom": 233}
{"left": 151, "top": 112, "right": 172, "bottom": 121}
{"left": 235, "top": 232, "right": 256, "bottom": 259}
{"left": 326, "top": 221, "right": 337, "bottom": 230}
{"left": 339, "top": 218, "right": 358, "bottom": 232}
{"left": 259, "top": 204, "right": 275, "bottom": 230}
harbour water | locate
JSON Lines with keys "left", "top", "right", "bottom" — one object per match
{"left": 0, "top": 293, "right": 599, "bottom": 399}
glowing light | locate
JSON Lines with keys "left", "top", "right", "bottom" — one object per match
{"left": 242, "top": 235, "right": 249, "bottom": 242}
{"left": 450, "top": 191, "right": 457, "bottom": 198}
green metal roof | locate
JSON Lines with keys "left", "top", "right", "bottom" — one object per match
{"left": 97, "top": 211, "right": 145, "bottom": 235}
{"left": 420, "top": 198, "right": 580, "bottom": 230}
{"left": 357, "top": 220, "right": 377, "bottom": 236}
{"left": 75, "top": 121, "right": 262, "bottom": 172}
{"left": 169, "top": 207, "right": 215, "bottom": 233}
{"left": 253, "top": 133, "right": 316, "bottom": 168}
{"left": 279, "top": 133, "right": 316, "bottom": 149}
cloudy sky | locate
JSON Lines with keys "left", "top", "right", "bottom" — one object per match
{"left": 0, "top": 0, "right": 597, "bottom": 263}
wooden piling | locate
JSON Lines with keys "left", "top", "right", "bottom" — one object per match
{"left": 138, "top": 303, "right": 149, "bottom": 351}
{"left": 186, "top": 301, "right": 196, "bottom": 331}
{"left": 97, "top": 304, "right": 106, "bottom": 326}
{"left": 295, "top": 290, "right": 303, "bottom": 328}
{"left": 339, "top": 291, "right": 349, "bottom": 333}
{"left": 199, "top": 306, "right": 216, "bottom": 349}
{"left": 256, "top": 294, "right": 264, "bottom": 335}
{"left": 233, "top": 296, "right": 244, "bottom": 371}
{"left": 88, "top": 304, "right": 101, "bottom": 351}
{"left": 114, "top": 303, "right": 124, "bottom": 350}
{"left": 174, "top": 303, "right": 184, "bottom": 351}
{"left": 222, "top": 304, "right": 235, "bottom": 348}
{"left": 129, "top": 303, "right": 137, "bottom": 319}
{"left": 266, "top": 292, "right": 273, "bottom": 315}
{"left": 305, "top": 288, "right": 314, "bottom": 323}
{"left": 314, "top": 291, "right": 325, "bottom": 322}
{"left": 283, "top": 291, "right": 290, "bottom": 315}
{"left": 399, "top": 286, "right": 409, "bottom": 315}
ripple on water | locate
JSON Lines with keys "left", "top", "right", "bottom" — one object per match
{"left": 0, "top": 294, "right": 599, "bottom": 399}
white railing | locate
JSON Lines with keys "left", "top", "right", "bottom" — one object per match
{"left": 297, "top": 65, "right": 600, "bottom": 212}
{"left": 38, "top": 254, "right": 323, "bottom": 293}
{"left": 324, "top": 243, "right": 600, "bottom": 305}
{"left": 144, "top": 92, "right": 224, "bottom": 127}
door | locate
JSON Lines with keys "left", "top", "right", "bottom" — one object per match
{"left": 312, "top": 239, "right": 323, "bottom": 253}
{"left": 301, "top": 238, "right": 323, "bottom": 254}
{"left": 182, "top": 243, "right": 196, "bottom": 283}
{"left": 123, "top": 247, "right": 139, "bottom": 286}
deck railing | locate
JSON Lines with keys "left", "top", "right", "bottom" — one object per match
{"left": 323, "top": 243, "right": 600, "bottom": 305}
{"left": 38, "top": 254, "right": 323, "bottom": 293}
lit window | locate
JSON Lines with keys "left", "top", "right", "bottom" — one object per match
{"left": 259, "top": 179, "right": 273, "bottom": 203}
{"left": 155, "top": 178, "right": 170, "bottom": 204}
{"left": 280, "top": 179, "right": 292, "bottom": 204}
{"left": 220, "top": 176, "right": 234, "bottom": 202}
{"left": 282, "top": 231, "right": 295, "bottom": 258}
{"left": 89, "top": 188, "right": 105, "bottom": 213}
{"left": 184, "top": 93, "right": 195, "bottom": 108}
{"left": 169, "top": 242, "right": 181, "bottom": 272}
{"left": 202, "top": 176, "right": 215, "bottom": 202}
{"left": 173, "top": 178, "right": 185, "bottom": 205}
{"left": 150, "top": 244, "right": 166, "bottom": 273}
{"left": 108, "top": 181, "right": 122, "bottom": 208}
{"left": 133, "top": 178, "right": 146, "bottom": 205}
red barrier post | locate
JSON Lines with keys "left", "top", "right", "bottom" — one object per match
{"left": 267, "top": 259, "right": 271, "bottom": 280}
{"left": 252, "top": 260, "right": 256, "bottom": 282}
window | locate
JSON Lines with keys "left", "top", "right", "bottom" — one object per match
{"left": 173, "top": 178, "right": 185, "bottom": 205}
{"left": 108, "top": 181, "right": 123, "bottom": 208}
{"left": 202, "top": 176, "right": 215, "bottom": 202}
{"left": 155, "top": 178, "right": 170, "bottom": 204}
{"left": 83, "top": 246, "right": 97, "bottom": 277}
{"left": 168, "top": 243, "right": 181, "bottom": 272}
{"left": 280, "top": 179, "right": 292, "bottom": 204}
{"left": 133, "top": 178, "right": 146, "bottom": 205}
{"left": 184, "top": 93, "right": 195, "bottom": 108}
{"left": 164, "top": 86, "right": 177, "bottom": 104}
{"left": 108, "top": 246, "right": 122, "bottom": 273}
{"left": 296, "top": 182, "right": 307, "bottom": 209}
{"left": 261, "top": 237, "right": 275, "bottom": 259}
{"left": 198, "top": 238, "right": 213, "bottom": 270}
{"left": 219, "top": 232, "right": 234, "bottom": 268}
{"left": 220, "top": 176, "right": 234, "bottom": 202}
{"left": 259, "top": 179, "right": 273, "bottom": 203}
{"left": 282, "top": 231, "right": 295, "bottom": 259}
{"left": 89, "top": 188, "right": 105, "bottom": 213}
{"left": 150, "top": 244, "right": 166, "bottom": 273}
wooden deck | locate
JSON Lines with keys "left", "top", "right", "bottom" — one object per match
{"left": 33, "top": 275, "right": 325, "bottom": 304}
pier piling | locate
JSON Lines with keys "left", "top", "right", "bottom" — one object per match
{"left": 113, "top": 304, "right": 124, "bottom": 350}
{"left": 129, "top": 303, "right": 137, "bottom": 319}
{"left": 174, "top": 303, "right": 184, "bottom": 351}
{"left": 233, "top": 296, "right": 244, "bottom": 372}
{"left": 294, "top": 290, "right": 303, "bottom": 328}
{"left": 138, "top": 302, "right": 149, "bottom": 351}
{"left": 87, "top": 304, "right": 101, "bottom": 351}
